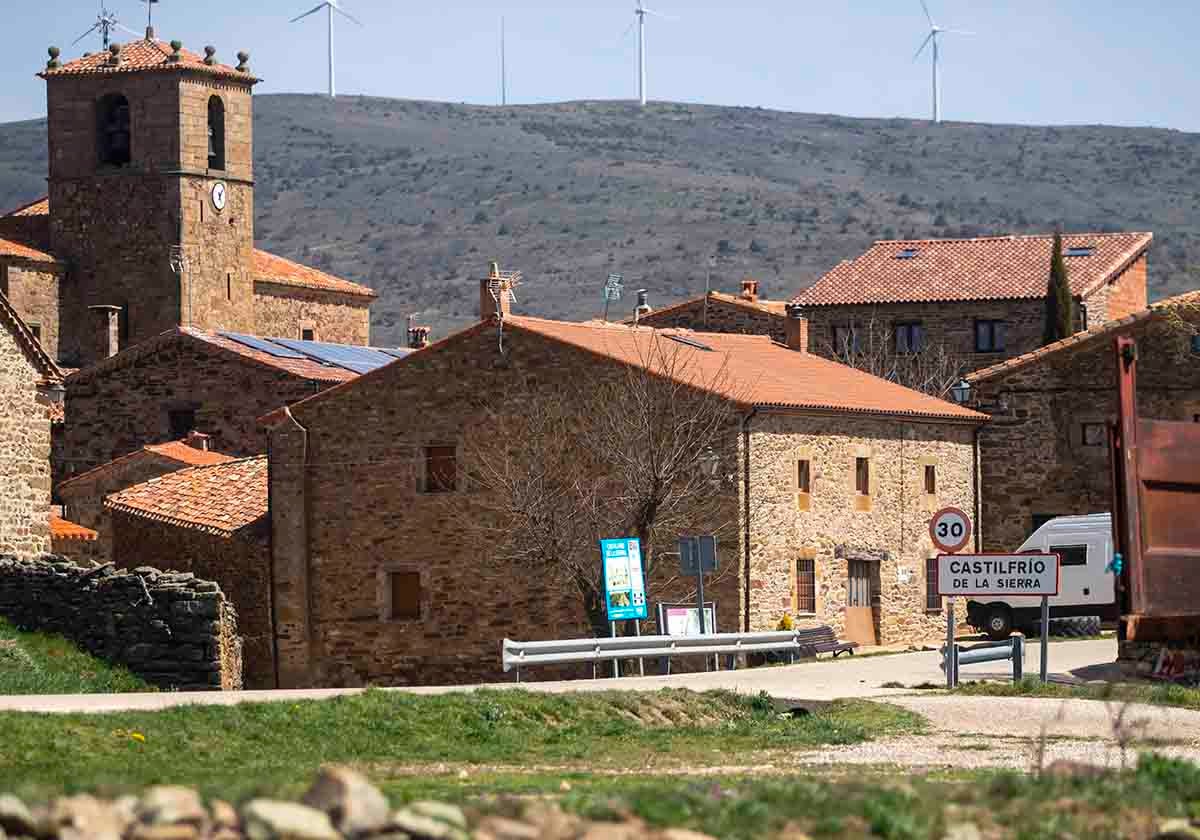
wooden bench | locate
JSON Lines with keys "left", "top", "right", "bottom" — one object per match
{"left": 795, "top": 625, "right": 858, "bottom": 658}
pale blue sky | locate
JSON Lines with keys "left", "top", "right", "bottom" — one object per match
{"left": 3, "top": 1, "right": 1198, "bottom": 131}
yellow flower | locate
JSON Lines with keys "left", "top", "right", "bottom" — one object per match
{"left": 130, "top": 732, "right": 146, "bottom": 743}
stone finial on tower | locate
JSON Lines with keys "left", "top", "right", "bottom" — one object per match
{"left": 107, "top": 43, "right": 122, "bottom": 66}
{"left": 168, "top": 41, "right": 183, "bottom": 63}
{"left": 46, "top": 46, "right": 61, "bottom": 70}
{"left": 203, "top": 46, "right": 217, "bottom": 66}
{"left": 236, "top": 51, "right": 250, "bottom": 73}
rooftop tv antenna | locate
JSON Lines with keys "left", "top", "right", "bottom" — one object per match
{"left": 912, "top": 0, "right": 972, "bottom": 123}
{"left": 290, "top": 0, "right": 363, "bottom": 98}
{"left": 628, "top": 0, "right": 677, "bottom": 107}
{"left": 602, "top": 273, "right": 624, "bottom": 322}
{"left": 73, "top": 2, "right": 142, "bottom": 49}
{"left": 500, "top": 16, "right": 508, "bottom": 106}
{"left": 487, "top": 262, "right": 522, "bottom": 353}
{"left": 141, "top": 0, "right": 159, "bottom": 38}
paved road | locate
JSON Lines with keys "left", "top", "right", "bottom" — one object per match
{"left": 0, "top": 638, "right": 1117, "bottom": 714}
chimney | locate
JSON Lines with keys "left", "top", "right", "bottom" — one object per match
{"left": 479, "top": 261, "right": 513, "bottom": 322}
{"left": 87, "top": 304, "right": 122, "bottom": 360}
{"left": 186, "top": 431, "right": 211, "bottom": 452}
{"left": 741, "top": 278, "right": 760, "bottom": 302}
{"left": 784, "top": 304, "right": 809, "bottom": 353}
{"left": 406, "top": 315, "right": 431, "bottom": 349}
{"left": 634, "top": 289, "right": 652, "bottom": 323}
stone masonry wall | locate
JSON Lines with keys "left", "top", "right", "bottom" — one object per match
{"left": 111, "top": 511, "right": 273, "bottom": 689}
{"left": 55, "top": 337, "right": 326, "bottom": 486}
{"left": 0, "top": 554, "right": 241, "bottom": 690}
{"left": 0, "top": 262, "right": 62, "bottom": 362}
{"left": 744, "top": 412, "right": 977, "bottom": 644}
{"left": 0, "top": 319, "right": 53, "bottom": 559}
{"left": 253, "top": 285, "right": 372, "bottom": 345}
{"left": 972, "top": 316, "right": 1200, "bottom": 553}
{"left": 637, "top": 296, "right": 787, "bottom": 343}
{"left": 271, "top": 324, "right": 740, "bottom": 688}
{"left": 1084, "top": 254, "right": 1149, "bottom": 329}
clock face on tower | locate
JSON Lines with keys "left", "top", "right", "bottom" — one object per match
{"left": 211, "top": 181, "right": 227, "bottom": 212}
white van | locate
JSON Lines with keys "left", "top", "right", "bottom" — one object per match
{"left": 965, "top": 513, "right": 1117, "bottom": 640}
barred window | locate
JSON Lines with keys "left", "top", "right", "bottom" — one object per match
{"left": 925, "top": 557, "right": 940, "bottom": 610}
{"left": 796, "top": 558, "right": 816, "bottom": 614}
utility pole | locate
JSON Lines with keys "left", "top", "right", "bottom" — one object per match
{"left": 500, "top": 17, "right": 507, "bottom": 106}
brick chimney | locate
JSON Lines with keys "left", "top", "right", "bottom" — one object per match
{"left": 87, "top": 304, "right": 122, "bottom": 360}
{"left": 406, "top": 315, "right": 431, "bottom": 349}
{"left": 741, "top": 278, "right": 760, "bottom": 302}
{"left": 186, "top": 431, "right": 211, "bottom": 452}
{"left": 479, "top": 261, "right": 513, "bottom": 322}
{"left": 784, "top": 304, "right": 809, "bottom": 353}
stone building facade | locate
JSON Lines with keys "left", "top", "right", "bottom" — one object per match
{"left": 0, "top": 35, "right": 375, "bottom": 368}
{"left": 792, "top": 233, "right": 1152, "bottom": 371}
{"left": 107, "top": 456, "right": 271, "bottom": 688}
{"left": 57, "top": 432, "right": 234, "bottom": 561}
{"left": 966, "top": 291, "right": 1200, "bottom": 553}
{"left": 262, "top": 302, "right": 984, "bottom": 688}
{"left": 53, "top": 328, "right": 356, "bottom": 486}
{"left": 0, "top": 291, "right": 64, "bottom": 558}
{"left": 633, "top": 281, "right": 788, "bottom": 343}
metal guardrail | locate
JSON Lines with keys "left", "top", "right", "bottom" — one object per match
{"left": 940, "top": 636, "right": 1025, "bottom": 687}
{"left": 501, "top": 631, "right": 814, "bottom": 681}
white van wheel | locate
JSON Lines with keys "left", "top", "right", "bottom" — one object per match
{"left": 985, "top": 605, "right": 1013, "bottom": 640}
{"left": 1049, "top": 616, "right": 1102, "bottom": 638}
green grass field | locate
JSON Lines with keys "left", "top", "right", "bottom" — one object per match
{"left": 955, "top": 677, "right": 1200, "bottom": 711}
{"left": 0, "top": 618, "right": 152, "bottom": 695}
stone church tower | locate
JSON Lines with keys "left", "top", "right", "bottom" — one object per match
{"left": 41, "top": 37, "right": 258, "bottom": 363}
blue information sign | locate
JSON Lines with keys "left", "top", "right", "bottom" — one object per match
{"left": 601, "top": 538, "right": 648, "bottom": 620}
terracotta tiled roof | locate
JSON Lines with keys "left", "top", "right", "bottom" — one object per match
{"left": 254, "top": 250, "right": 376, "bottom": 299}
{"left": 106, "top": 456, "right": 268, "bottom": 537}
{"left": 0, "top": 290, "right": 63, "bottom": 384}
{"left": 0, "top": 198, "right": 56, "bottom": 265}
{"left": 68, "top": 327, "right": 359, "bottom": 386}
{"left": 631, "top": 291, "right": 788, "bottom": 324}
{"left": 40, "top": 39, "right": 257, "bottom": 84}
{"left": 6, "top": 198, "right": 49, "bottom": 217}
{"left": 49, "top": 515, "right": 98, "bottom": 542}
{"left": 793, "top": 232, "right": 1153, "bottom": 307}
{"left": 59, "top": 438, "right": 237, "bottom": 494}
{"left": 967, "top": 289, "right": 1200, "bottom": 384}
{"left": 506, "top": 317, "right": 985, "bottom": 421}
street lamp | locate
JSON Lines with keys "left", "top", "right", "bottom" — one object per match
{"left": 698, "top": 446, "right": 720, "bottom": 479}
{"left": 950, "top": 379, "right": 972, "bottom": 405}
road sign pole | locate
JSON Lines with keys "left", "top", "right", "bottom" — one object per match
{"left": 1040, "top": 595, "right": 1050, "bottom": 683}
{"left": 610, "top": 620, "right": 619, "bottom": 679}
{"left": 634, "top": 618, "right": 644, "bottom": 677}
{"left": 946, "top": 598, "right": 956, "bottom": 688}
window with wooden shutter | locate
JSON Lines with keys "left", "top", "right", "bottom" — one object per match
{"left": 389, "top": 572, "right": 422, "bottom": 620}
{"left": 424, "top": 445, "right": 457, "bottom": 493}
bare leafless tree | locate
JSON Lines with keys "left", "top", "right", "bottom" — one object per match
{"left": 825, "top": 311, "right": 971, "bottom": 400}
{"left": 447, "top": 332, "right": 746, "bottom": 634}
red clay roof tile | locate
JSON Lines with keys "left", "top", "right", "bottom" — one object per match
{"left": 253, "top": 249, "right": 376, "bottom": 299}
{"left": 40, "top": 39, "right": 257, "bottom": 84}
{"left": 106, "top": 456, "right": 268, "bottom": 537}
{"left": 794, "top": 232, "right": 1153, "bottom": 307}
{"left": 49, "top": 515, "right": 98, "bottom": 541}
{"left": 58, "top": 438, "right": 236, "bottom": 494}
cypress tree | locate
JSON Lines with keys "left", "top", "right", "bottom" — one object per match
{"left": 1044, "top": 232, "right": 1074, "bottom": 345}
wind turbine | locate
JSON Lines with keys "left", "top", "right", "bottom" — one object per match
{"left": 72, "top": 2, "right": 142, "bottom": 50}
{"left": 290, "top": 0, "right": 363, "bottom": 99}
{"left": 912, "top": 0, "right": 972, "bottom": 123}
{"left": 631, "top": 0, "right": 675, "bottom": 107}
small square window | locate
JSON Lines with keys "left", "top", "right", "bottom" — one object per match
{"left": 1051, "top": 545, "right": 1088, "bottom": 567}
{"left": 1081, "top": 422, "right": 1106, "bottom": 447}
{"left": 424, "top": 445, "right": 457, "bottom": 493}
{"left": 796, "top": 558, "right": 816, "bottom": 614}
{"left": 797, "top": 459, "right": 811, "bottom": 493}
{"left": 924, "top": 464, "right": 936, "bottom": 495}
{"left": 28, "top": 323, "right": 42, "bottom": 342}
{"left": 895, "top": 322, "right": 924, "bottom": 354}
{"left": 833, "top": 325, "right": 860, "bottom": 355}
{"left": 855, "top": 457, "right": 870, "bottom": 495}
{"left": 389, "top": 571, "right": 422, "bottom": 620}
{"left": 301, "top": 328, "right": 315, "bottom": 341}
{"left": 167, "top": 408, "right": 196, "bottom": 439}
{"left": 1191, "top": 334, "right": 1200, "bottom": 354}
{"left": 975, "top": 320, "right": 1007, "bottom": 353}
{"left": 925, "top": 557, "right": 940, "bottom": 610}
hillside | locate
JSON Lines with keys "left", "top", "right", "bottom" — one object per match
{"left": 3, "top": 95, "right": 1199, "bottom": 345}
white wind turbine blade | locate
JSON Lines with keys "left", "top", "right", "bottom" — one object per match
{"left": 919, "top": 0, "right": 935, "bottom": 27}
{"left": 290, "top": 3, "right": 328, "bottom": 24}
{"left": 331, "top": 4, "right": 364, "bottom": 25}
{"left": 913, "top": 30, "right": 934, "bottom": 60}
{"left": 72, "top": 22, "right": 102, "bottom": 45}
{"left": 940, "top": 28, "right": 974, "bottom": 35}
{"left": 641, "top": 6, "right": 678, "bottom": 20}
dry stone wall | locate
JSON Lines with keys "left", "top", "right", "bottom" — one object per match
{"left": 0, "top": 554, "right": 242, "bottom": 690}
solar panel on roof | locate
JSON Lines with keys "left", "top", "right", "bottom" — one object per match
{"left": 1066, "top": 247, "right": 1096, "bottom": 257}
{"left": 895, "top": 248, "right": 920, "bottom": 260}
{"left": 219, "top": 332, "right": 307, "bottom": 359}
{"left": 380, "top": 348, "right": 414, "bottom": 359}
{"left": 273, "top": 339, "right": 398, "bottom": 375}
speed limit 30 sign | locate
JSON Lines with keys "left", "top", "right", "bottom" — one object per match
{"left": 930, "top": 507, "right": 972, "bottom": 553}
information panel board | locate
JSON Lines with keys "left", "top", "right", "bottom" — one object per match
{"left": 601, "top": 537, "right": 648, "bottom": 620}
{"left": 936, "top": 553, "right": 1060, "bottom": 598}
{"left": 656, "top": 602, "right": 717, "bottom": 637}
